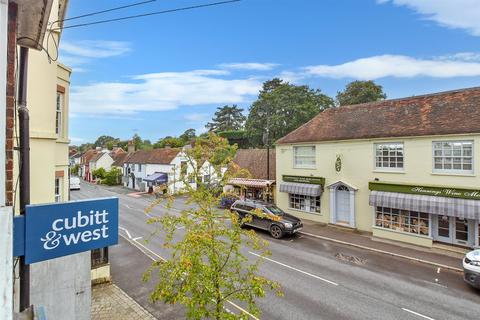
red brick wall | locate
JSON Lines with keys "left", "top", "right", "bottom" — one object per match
{"left": 5, "top": 2, "right": 17, "bottom": 206}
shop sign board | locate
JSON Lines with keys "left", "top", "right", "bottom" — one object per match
{"left": 283, "top": 175, "right": 325, "bottom": 185}
{"left": 14, "top": 197, "right": 118, "bottom": 264}
{"left": 369, "top": 181, "right": 480, "bottom": 200}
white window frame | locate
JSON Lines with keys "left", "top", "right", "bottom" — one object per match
{"left": 293, "top": 146, "right": 316, "bottom": 169}
{"left": 432, "top": 140, "right": 474, "bottom": 175}
{"left": 56, "top": 92, "right": 63, "bottom": 137}
{"left": 55, "top": 177, "right": 62, "bottom": 202}
{"left": 374, "top": 142, "right": 404, "bottom": 172}
{"left": 288, "top": 193, "right": 321, "bottom": 214}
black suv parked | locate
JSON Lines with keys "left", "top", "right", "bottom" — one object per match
{"left": 231, "top": 200, "right": 303, "bottom": 239}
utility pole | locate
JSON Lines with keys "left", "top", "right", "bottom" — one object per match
{"left": 17, "top": 45, "right": 30, "bottom": 312}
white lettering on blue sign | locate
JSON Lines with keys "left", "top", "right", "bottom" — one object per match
{"left": 41, "top": 210, "right": 110, "bottom": 250}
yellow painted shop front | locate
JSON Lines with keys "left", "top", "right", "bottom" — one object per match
{"left": 369, "top": 181, "right": 480, "bottom": 248}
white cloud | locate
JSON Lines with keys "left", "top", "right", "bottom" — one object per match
{"left": 184, "top": 113, "right": 210, "bottom": 122}
{"left": 69, "top": 137, "right": 84, "bottom": 143}
{"left": 305, "top": 54, "right": 480, "bottom": 79}
{"left": 70, "top": 70, "right": 261, "bottom": 116}
{"left": 61, "top": 40, "right": 131, "bottom": 58}
{"left": 378, "top": 0, "right": 480, "bottom": 36}
{"left": 59, "top": 40, "right": 131, "bottom": 72}
{"left": 218, "top": 62, "right": 279, "bottom": 71}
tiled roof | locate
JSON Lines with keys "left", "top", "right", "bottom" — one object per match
{"left": 81, "top": 150, "right": 98, "bottom": 165}
{"left": 125, "top": 148, "right": 181, "bottom": 165}
{"left": 232, "top": 149, "right": 276, "bottom": 180}
{"left": 112, "top": 152, "right": 131, "bottom": 167}
{"left": 277, "top": 87, "right": 480, "bottom": 144}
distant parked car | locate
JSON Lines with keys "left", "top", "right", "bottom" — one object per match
{"left": 219, "top": 194, "right": 239, "bottom": 209}
{"left": 463, "top": 249, "right": 480, "bottom": 289}
{"left": 230, "top": 200, "right": 303, "bottom": 239}
{"left": 70, "top": 176, "right": 81, "bottom": 190}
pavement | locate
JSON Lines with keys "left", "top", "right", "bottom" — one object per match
{"left": 73, "top": 181, "right": 480, "bottom": 320}
{"left": 91, "top": 283, "right": 156, "bottom": 320}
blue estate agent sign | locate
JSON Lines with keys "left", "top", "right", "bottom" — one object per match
{"left": 24, "top": 197, "right": 118, "bottom": 264}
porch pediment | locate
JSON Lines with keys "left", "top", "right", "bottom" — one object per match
{"left": 327, "top": 180, "right": 358, "bottom": 191}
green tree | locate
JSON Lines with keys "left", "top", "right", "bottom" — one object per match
{"left": 179, "top": 128, "right": 196, "bottom": 143}
{"left": 94, "top": 135, "right": 118, "bottom": 148}
{"left": 144, "top": 133, "right": 281, "bottom": 320}
{"left": 336, "top": 80, "right": 386, "bottom": 106}
{"left": 246, "top": 78, "right": 334, "bottom": 147}
{"left": 92, "top": 167, "right": 107, "bottom": 180}
{"left": 206, "top": 105, "right": 246, "bottom": 132}
{"left": 153, "top": 136, "right": 185, "bottom": 149}
{"left": 102, "top": 167, "right": 122, "bottom": 185}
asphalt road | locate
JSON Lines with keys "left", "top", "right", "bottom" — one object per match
{"left": 72, "top": 181, "right": 480, "bottom": 320}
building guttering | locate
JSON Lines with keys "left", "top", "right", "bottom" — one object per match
{"left": 17, "top": 45, "right": 30, "bottom": 312}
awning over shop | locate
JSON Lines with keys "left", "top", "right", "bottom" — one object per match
{"left": 143, "top": 172, "right": 168, "bottom": 184}
{"left": 369, "top": 191, "right": 480, "bottom": 220}
{"left": 279, "top": 182, "right": 323, "bottom": 197}
{"left": 228, "top": 178, "right": 275, "bottom": 188}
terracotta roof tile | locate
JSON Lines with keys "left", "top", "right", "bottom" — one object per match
{"left": 125, "top": 148, "right": 181, "bottom": 165}
{"left": 277, "top": 87, "right": 480, "bottom": 144}
{"left": 232, "top": 149, "right": 276, "bottom": 180}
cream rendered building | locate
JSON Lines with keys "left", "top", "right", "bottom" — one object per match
{"left": 276, "top": 87, "right": 480, "bottom": 249}
{"left": 12, "top": 0, "right": 91, "bottom": 318}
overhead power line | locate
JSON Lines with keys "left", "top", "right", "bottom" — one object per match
{"left": 58, "top": 0, "right": 158, "bottom": 23}
{"left": 53, "top": 0, "right": 241, "bottom": 31}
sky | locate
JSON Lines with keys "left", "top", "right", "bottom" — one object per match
{"left": 61, "top": 0, "right": 480, "bottom": 145}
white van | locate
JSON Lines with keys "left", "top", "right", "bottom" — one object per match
{"left": 463, "top": 249, "right": 480, "bottom": 289}
{"left": 70, "top": 176, "right": 81, "bottom": 190}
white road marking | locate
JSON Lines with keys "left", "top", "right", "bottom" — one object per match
{"left": 119, "top": 234, "right": 258, "bottom": 319}
{"left": 176, "top": 226, "right": 185, "bottom": 230}
{"left": 299, "top": 231, "right": 463, "bottom": 273}
{"left": 402, "top": 308, "right": 436, "bottom": 320}
{"left": 132, "top": 237, "right": 143, "bottom": 241}
{"left": 119, "top": 226, "right": 132, "bottom": 239}
{"left": 248, "top": 251, "right": 338, "bottom": 286}
{"left": 436, "top": 267, "right": 441, "bottom": 274}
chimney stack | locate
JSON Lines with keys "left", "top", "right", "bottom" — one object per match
{"left": 127, "top": 140, "right": 135, "bottom": 153}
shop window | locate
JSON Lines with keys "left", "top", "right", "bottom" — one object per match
{"left": 375, "top": 207, "right": 429, "bottom": 236}
{"left": 433, "top": 140, "right": 473, "bottom": 173}
{"left": 293, "top": 146, "right": 316, "bottom": 169}
{"left": 289, "top": 194, "right": 320, "bottom": 213}
{"left": 55, "top": 178, "right": 62, "bottom": 202}
{"left": 375, "top": 143, "right": 404, "bottom": 170}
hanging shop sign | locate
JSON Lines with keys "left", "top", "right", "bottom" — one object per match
{"left": 14, "top": 197, "right": 118, "bottom": 264}
{"left": 282, "top": 175, "right": 325, "bottom": 185}
{"left": 369, "top": 181, "right": 480, "bottom": 200}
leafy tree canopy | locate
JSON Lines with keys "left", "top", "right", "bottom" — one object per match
{"left": 206, "top": 105, "right": 246, "bottom": 132}
{"left": 336, "top": 80, "right": 386, "bottom": 106}
{"left": 246, "top": 78, "right": 334, "bottom": 147}
{"left": 144, "top": 133, "right": 281, "bottom": 319}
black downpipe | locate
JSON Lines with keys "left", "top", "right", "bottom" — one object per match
{"left": 18, "top": 46, "right": 30, "bottom": 312}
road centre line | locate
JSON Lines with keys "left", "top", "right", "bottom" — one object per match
{"left": 248, "top": 251, "right": 339, "bottom": 286}
{"left": 402, "top": 308, "right": 436, "bottom": 320}
{"left": 118, "top": 233, "right": 259, "bottom": 319}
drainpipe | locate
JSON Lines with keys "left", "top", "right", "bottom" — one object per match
{"left": 17, "top": 46, "right": 30, "bottom": 312}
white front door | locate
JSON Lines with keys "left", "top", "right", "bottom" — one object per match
{"left": 335, "top": 185, "right": 350, "bottom": 223}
